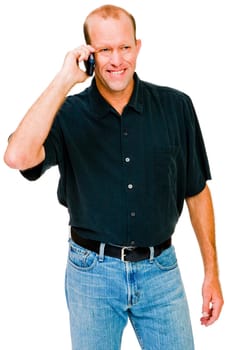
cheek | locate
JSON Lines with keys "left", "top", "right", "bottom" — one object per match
{"left": 125, "top": 53, "right": 138, "bottom": 65}
{"left": 95, "top": 55, "right": 108, "bottom": 67}
{"left": 94, "top": 60, "right": 108, "bottom": 75}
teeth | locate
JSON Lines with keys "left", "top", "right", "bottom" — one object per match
{"left": 110, "top": 70, "right": 124, "bottom": 75}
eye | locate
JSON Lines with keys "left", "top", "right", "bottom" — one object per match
{"left": 121, "top": 45, "right": 131, "bottom": 51}
{"left": 99, "top": 48, "right": 110, "bottom": 53}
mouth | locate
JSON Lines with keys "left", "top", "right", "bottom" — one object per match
{"left": 107, "top": 69, "right": 126, "bottom": 76}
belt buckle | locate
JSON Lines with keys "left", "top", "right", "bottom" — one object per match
{"left": 121, "top": 246, "right": 135, "bottom": 262}
{"left": 121, "top": 247, "right": 128, "bottom": 261}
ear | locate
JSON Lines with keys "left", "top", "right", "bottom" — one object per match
{"left": 136, "top": 39, "right": 142, "bottom": 54}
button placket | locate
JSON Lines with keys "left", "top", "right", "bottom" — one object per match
{"left": 121, "top": 115, "right": 138, "bottom": 245}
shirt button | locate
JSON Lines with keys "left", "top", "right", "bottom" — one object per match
{"left": 130, "top": 241, "right": 136, "bottom": 246}
{"left": 130, "top": 211, "right": 136, "bottom": 217}
{"left": 125, "top": 157, "right": 130, "bottom": 163}
{"left": 123, "top": 130, "right": 128, "bottom": 136}
{"left": 128, "top": 184, "right": 133, "bottom": 189}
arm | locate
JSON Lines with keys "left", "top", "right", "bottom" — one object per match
{"left": 186, "top": 184, "right": 224, "bottom": 326}
{"left": 4, "top": 45, "right": 94, "bottom": 170}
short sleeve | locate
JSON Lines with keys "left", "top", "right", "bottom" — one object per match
{"left": 20, "top": 115, "right": 63, "bottom": 181}
{"left": 184, "top": 96, "right": 211, "bottom": 197}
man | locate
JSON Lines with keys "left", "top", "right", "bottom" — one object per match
{"left": 4, "top": 4, "right": 223, "bottom": 350}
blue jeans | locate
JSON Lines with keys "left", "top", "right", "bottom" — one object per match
{"left": 65, "top": 239, "right": 194, "bottom": 350}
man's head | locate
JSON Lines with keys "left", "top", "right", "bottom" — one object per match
{"left": 83, "top": 5, "right": 141, "bottom": 101}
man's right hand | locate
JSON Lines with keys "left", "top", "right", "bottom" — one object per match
{"left": 58, "top": 45, "right": 96, "bottom": 87}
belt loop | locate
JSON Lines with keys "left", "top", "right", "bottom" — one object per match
{"left": 149, "top": 246, "right": 154, "bottom": 263}
{"left": 99, "top": 243, "right": 106, "bottom": 262}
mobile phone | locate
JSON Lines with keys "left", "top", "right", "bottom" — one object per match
{"left": 84, "top": 54, "right": 95, "bottom": 76}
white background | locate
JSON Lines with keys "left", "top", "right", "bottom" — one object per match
{"left": 0, "top": 0, "right": 234, "bottom": 349}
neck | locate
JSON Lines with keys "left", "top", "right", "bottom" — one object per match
{"left": 95, "top": 78, "right": 134, "bottom": 115}
{"left": 107, "top": 94, "right": 130, "bottom": 115}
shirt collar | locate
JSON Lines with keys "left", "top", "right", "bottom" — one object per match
{"left": 88, "top": 73, "right": 144, "bottom": 119}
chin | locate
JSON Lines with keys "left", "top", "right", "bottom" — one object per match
{"left": 107, "top": 77, "right": 133, "bottom": 93}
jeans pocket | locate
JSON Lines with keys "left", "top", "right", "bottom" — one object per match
{"left": 154, "top": 245, "right": 178, "bottom": 271}
{"left": 68, "top": 240, "right": 97, "bottom": 271}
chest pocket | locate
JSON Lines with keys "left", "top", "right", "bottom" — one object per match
{"left": 154, "top": 147, "right": 178, "bottom": 188}
{"left": 153, "top": 146, "right": 179, "bottom": 227}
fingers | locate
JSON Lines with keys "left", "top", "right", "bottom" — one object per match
{"left": 200, "top": 305, "right": 214, "bottom": 326}
{"left": 60, "top": 45, "right": 95, "bottom": 84}
{"left": 74, "top": 45, "right": 95, "bottom": 63}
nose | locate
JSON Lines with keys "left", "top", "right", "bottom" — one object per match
{"left": 109, "top": 49, "right": 122, "bottom": 66}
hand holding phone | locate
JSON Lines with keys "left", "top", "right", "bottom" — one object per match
{"left": 84, "top": 54, "right": 95, "bottom": 76}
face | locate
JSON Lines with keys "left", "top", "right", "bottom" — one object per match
{"left": 87, "top": 14, "right": 141, "bottom": 99}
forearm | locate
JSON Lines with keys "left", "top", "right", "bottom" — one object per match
{"left": 186, "top": 184, "right": 218, "bottom": 278}
{"left": 4, "top": 73, "right": 73, "bottom": 170}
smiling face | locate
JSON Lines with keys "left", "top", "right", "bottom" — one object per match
{"left": 86, "top": 13, "right": 141, "bottom": 102}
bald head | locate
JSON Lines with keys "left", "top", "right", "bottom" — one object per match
{"left": 83, "top": 5, "right": 137, "bottom": 45}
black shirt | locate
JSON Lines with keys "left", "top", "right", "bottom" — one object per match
{"left": 22, "top": 73, "right": 211, "bottom": 246}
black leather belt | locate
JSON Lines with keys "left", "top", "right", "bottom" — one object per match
{"left": 70, "top": 228, "right": 171, "bottom": 262}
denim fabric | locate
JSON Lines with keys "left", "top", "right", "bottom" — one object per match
{"left": 65, "top": 239, "right": 194, "bottom": 350}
